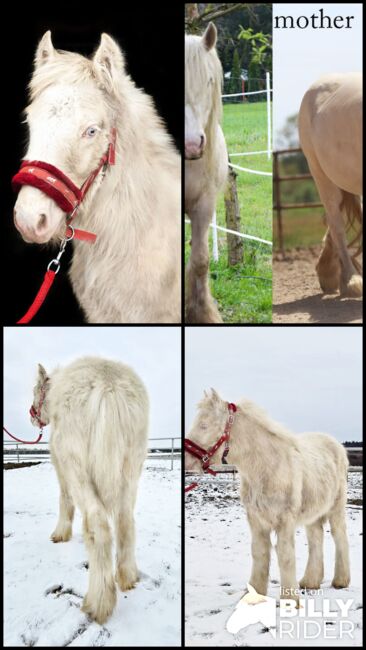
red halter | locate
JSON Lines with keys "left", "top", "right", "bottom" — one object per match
{"left": 185, "top": 402, "right": 237, "bottom": 492}
{"left": 12, "top": 127, "right": 117, "bottom": 243}
{"left": 29, "top": 379, "right": 49, "bottom": 429}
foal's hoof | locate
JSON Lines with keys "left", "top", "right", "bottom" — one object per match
{"left": 82, "top": 584, "right": 117, "bottom": 625}
{"left": 299, "top": 578, "right": 322, "bottom": 590}
{"left": 116, "top": 565, "right": 139, "bottom": 591}
{"left": 331, "top": 577, "right": 350, "bottom": 589}
{"left": 51, "top": 528, "right": 72, "bottom": 543}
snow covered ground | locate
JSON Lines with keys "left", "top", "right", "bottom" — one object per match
{"left": 185, "top": 470, "right": 362, "bottom": 647}
{"left": 4, "top": 460, "right": 181, "bottom": 647}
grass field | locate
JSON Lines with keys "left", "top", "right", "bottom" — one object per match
{"left": 185, "top": 102, "right": 273, "bottom": 324}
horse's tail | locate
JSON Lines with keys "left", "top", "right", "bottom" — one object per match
{"left": 341, "top": 191, "right": 363, "bottom": 261}
{"left": 88, "top": 386, "right": 148, "bottom": 512}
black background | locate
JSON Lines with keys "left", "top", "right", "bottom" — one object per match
{"left": 3, "top": 3, "right": 184, "bottom": 324}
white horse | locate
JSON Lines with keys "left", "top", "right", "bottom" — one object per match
{"left": 186, "top": 390, "right": 350, "bottom": 604}
{"left": 298, "top": 73, "right": 362, "bottom": 298}
{"left": 31, "top": 357, "right": 148, "bottom": 624}
{"left": 185, "top": 23, "right": 228, "bottom": 323}
{"left": 14, "top": 32, "right": 181, "bottom": 323}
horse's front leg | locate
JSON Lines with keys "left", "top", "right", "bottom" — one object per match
{"left": 247, "top": 512, "right": 271, "bottom": 595}
{"left": 186, "top": 198, "right": 222, "bottom": 323}
{"left": 275, "top": 520, "right": 299, "bottom": 605}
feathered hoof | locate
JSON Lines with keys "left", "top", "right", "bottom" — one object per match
{"left": 50, "top": 527, "right": 72, "bottom": 543}
{"left": 299, "top": 577, "right": 322, "bottom": 590}
{"left": 331, "top": 577, "right": 350, "bottom": 589}
{"left": 82, "top": 583, "right": 117, "bottom": 624}
{"left": 341, "top": 274, "right": 363, "bottom": 298}
{"left": 116, "top": 564, "right": 139, "bottom": 591}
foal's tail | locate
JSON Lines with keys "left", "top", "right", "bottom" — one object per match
{"left": 87, "top": 389, "right": 148, "bottom": 512}
{"left": 341, "top": 191, "right": 363, "bottom": 261}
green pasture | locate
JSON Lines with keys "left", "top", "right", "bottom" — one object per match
{"left": 185, "top": 102, "right": 273, "bottom": 324}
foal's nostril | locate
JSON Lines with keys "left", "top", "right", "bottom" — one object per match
{"left": 200, "top": 135, "right": 204, "bottom": 150}
{"left": 37, "top": 213, "right": 48, "bottom": 231}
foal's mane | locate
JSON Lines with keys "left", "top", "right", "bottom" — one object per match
{"left": 238, "top": 399, "right": 299, "bottom": 447}
{"left": 185, "top": 35, "right": 223, "bottom": 166}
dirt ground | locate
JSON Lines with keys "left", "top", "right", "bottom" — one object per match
{"left": 273, "top": 247, "right": 363, "bottom": 324}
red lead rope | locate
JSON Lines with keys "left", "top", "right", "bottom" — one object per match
{"left": 17, "top": 270, "right": 56, "bottom": 324}
{"left": 3, "top": 426, "right": 43, "bottom": 444}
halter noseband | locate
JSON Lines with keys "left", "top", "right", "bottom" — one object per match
{"left": 29, "top": 379, "right": 49, "bottom": 429}
{"left": 12, "top": 127, "right": 117, "bottom": 243}
{"left": 185, "top": 402, "right": 237, "bottom": 479}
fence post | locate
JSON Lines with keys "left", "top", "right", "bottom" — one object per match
{"left": 273, "top": 152, "right": 285, "bottom": 257}
{"left": 212, "top": 211, "right": 219, "bottom": 262}
{"left": 224, "top": 164, "right": 243, "bottom": 266}
{"left": 266, "top": 71, "right": 271, "bottom": 160}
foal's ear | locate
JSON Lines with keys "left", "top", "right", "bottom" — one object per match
{"left": 38, "top": 363, "right": 48, "bottom": 381}
{"left": 93, "top": 33, "right": 125, "bottom": 94}
{"left": 35, "top": 31, "right": 55, "bottom": 69}
{"left": 210, "top": 388, "right": 222, "bottom": 403}
{"left": 202, "top": 22, "right": 217, "bottom": 51}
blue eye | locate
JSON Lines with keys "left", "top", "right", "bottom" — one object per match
{"left": 84, "top": 126, "right": 98, "bottom": 138}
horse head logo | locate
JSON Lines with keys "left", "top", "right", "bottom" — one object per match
{"left": 226, "top": 583, "right": 276, "bottom": 634}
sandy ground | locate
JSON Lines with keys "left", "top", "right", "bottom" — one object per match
{"left": 273, "top": 248, "right": 363, "bottom": 324}
{"left": 185, "top": 470, "right": 362, "bottom": 647}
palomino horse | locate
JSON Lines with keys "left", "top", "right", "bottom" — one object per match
{"left": 185, "top": 23, "right": 228, "bottom": 323}
{"left": 31, "top": 357, "right": 148, "bottom": 624}
{"left": 13, "top": 32, "right": 181, "bottom": 323}
{"left": 185, "top": 390, "right": 350, "bottom": 604}
{"left": 298, "top": 73, "right": 362, "bottom": 297}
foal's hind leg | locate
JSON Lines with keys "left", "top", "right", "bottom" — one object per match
{"left": 329, "top": 501, "right": 350, "bottom": 588}
{"left": 50, "top": 453, "right": 75, "bottom": 543}
{"left": 115, "top": 470, "right": 142, "bottom": 591}
{"left": 299, "top": 518, "right": 324, "bottom": 589}
{"left": 186, "top": 200, "right": 222, "bottom": 323}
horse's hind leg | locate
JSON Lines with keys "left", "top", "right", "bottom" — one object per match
{"left": 306, "top": 156, "right": 362, "bottom": 297}
{"left": 186, "top": 200, "right": 222, "bottom": 323}
{"left": 316, "top": 228, "right": 341, "bottom": 294}
{"left": 299, "top": 517, "right": 324, "bottom": 589}
{"left": 114, "top": 470, "right": 141, "bottom": 592}
{"left": 328, "top": 500, "right": 350, "bottom": 588}
{"left": 50, "top": 452, "right": 75, "bottom": 543}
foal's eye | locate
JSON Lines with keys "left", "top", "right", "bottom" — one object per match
{"left": 83, "top": 126, "right": 99, "bottom": 138}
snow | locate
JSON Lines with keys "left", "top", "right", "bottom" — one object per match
{"left": 185, "top": 471, "right": 362, "bottom": 647}
{"left": 4, "top": 460, "right": 181, "bottom": 647}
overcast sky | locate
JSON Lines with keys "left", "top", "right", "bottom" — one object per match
{"left": 4, "top": 327, "right": 181, "bottom": 445}
{"left": 273, "top": 3, "right": 363, "bottom": 145}
{"left": 185, "top": 327, "right": 362, "bottom": 442}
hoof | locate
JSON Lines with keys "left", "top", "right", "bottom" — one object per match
{"left": 116, "top": 565, "right": 139, "bottom": 591}
{"left": 331, "top": 578, "right": 350, "bottom": 589}
{"left": 299, "top": 578, "right": 322, "bottom": 590}
{"left": 51, "top": 528, "right": 72, "bottom": 543}
{"left": 340, "top": 275, "right": 363, "bottom": 298}
{"left": 82, "top": 584, "right": 117, "bottom": 624}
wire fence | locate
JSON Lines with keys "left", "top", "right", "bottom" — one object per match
{"left": 3, "top": 437, "right": 181, "bottom": 470}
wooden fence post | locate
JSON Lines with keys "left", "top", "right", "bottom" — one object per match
{"left": 224, "top": 164, "right": 243, "bottom": 266}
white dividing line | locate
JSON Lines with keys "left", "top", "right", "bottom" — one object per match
{"left": 185, "top": 220, "right": 272, "bottom": 247}
{"left": 228, "top": 162, "right": 272, "bottom": 177}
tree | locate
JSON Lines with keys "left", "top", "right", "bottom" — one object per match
{"left": 229, "top": 48, "right": 242, "bottom": 95}
{"left": 238, "top": 26, "right": 272, "bottom": 92}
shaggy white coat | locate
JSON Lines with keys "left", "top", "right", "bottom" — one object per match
{"left": 31, "top": 356, "right": 148, "bottom": 624}
{"left": 14, "top": 32, "right": 181, "bottom": 323}
{"left": 186, "top": 390, "right": 350, "bottom": 603}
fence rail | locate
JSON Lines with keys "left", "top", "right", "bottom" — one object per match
{"left": 273, "top": 148, "right": 323, "bottom": 255}
{"left": 3, "top": 437, "right": 181, "bottom": 470}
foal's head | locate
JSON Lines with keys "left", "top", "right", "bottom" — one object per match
{"left": 185, "top": 22, "right": 222, "bottom": 160}
{"left": 185, "top": 388, "right": 229, "bottom": 472}
{"left": 30, "top": 363, "right": 51, "bottom": 428}
{"left": 14, "top": 31, "right": 123, "bottom": 244}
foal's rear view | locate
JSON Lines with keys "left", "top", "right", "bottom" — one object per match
{"left": 31, "top": 357, "right": 148, "bottom": 624}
